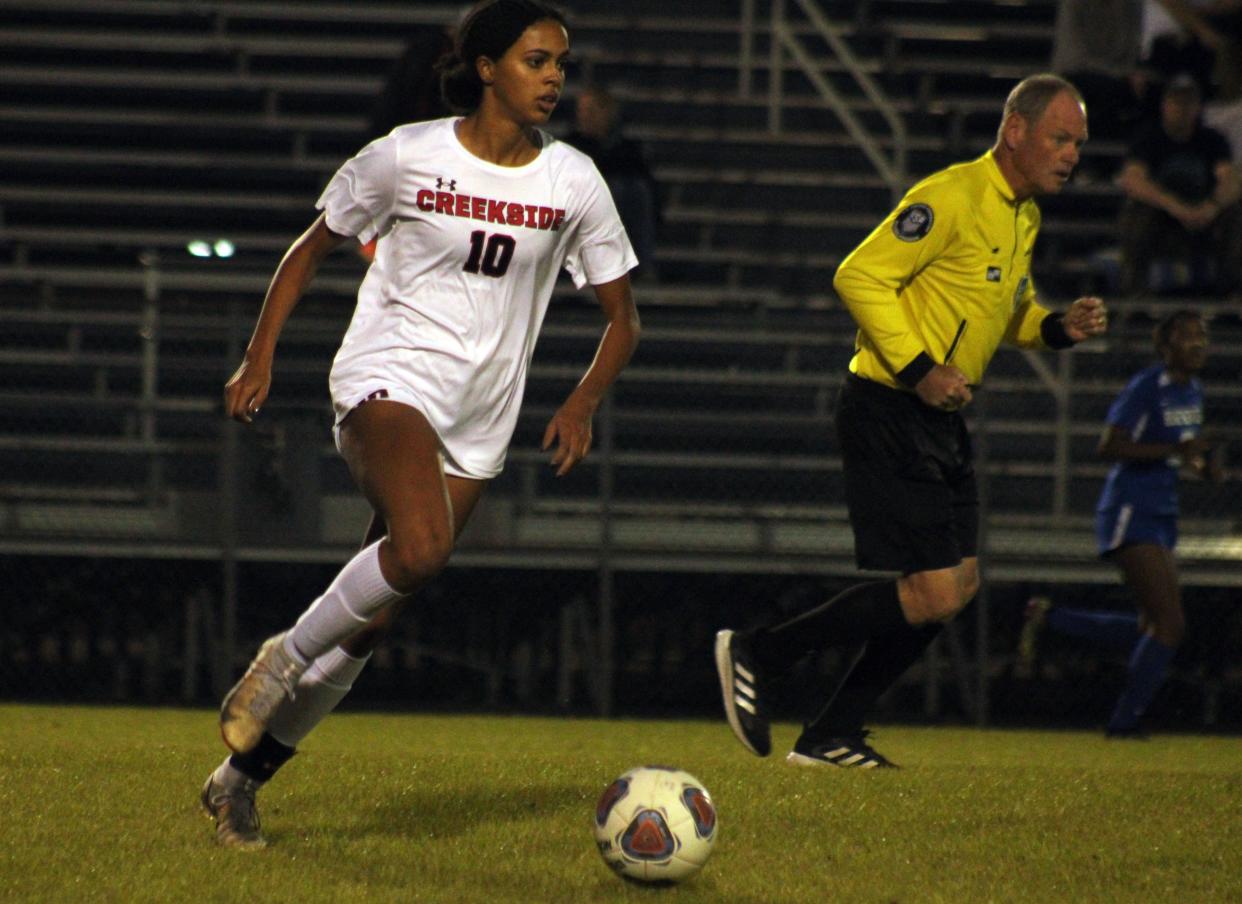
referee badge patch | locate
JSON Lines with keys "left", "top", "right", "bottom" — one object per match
{"left": 892, "top": 203, "right": 934, "bottom": 242}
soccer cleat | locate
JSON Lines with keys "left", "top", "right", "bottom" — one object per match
{"left": 201, "top": 773, "right": 267, "bottom": 850}
{"left": 1015, "top": 595, "right": 1051, "bottom": 679}
{"left": 714, "top": 629, "right": 771, "bottom": 757}
{"left": 219, "top": 632, "right": 304, "bottom": 754}
{"left": 785, "top": 731, "right": 898, "bottom": 769}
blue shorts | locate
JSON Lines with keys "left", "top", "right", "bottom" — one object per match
{"left": 1095, "top": 504, "right": 1177, "bottom": 556}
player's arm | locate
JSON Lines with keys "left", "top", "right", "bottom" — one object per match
{"left": 833, "top": 193, "right": 953, "bottom": 387}
{"left": 224, "top": 213, "right": 350, "bottom": 423}
{"left": 542, "top": 274, "right": 641, "bottom": 476}
{"left": 1171, "top": 159, "right": 1242, "bottom": 232}
{"left": 1098, "top": 425, "right": 1213, "bottom": 467}
{"left": 1006, "top": 281, "right": 1106, "bottom": 350}
{"left": 1210, "top": 159, "right": 1240, "bottom": 211}
{"left": 1200, "top": 438, "right": 1226, "bottom": 483}
{"left": 1117, "top": 159, "right": 1196, "bottom": 221}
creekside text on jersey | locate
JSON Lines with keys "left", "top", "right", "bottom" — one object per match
{"left": 414, "top": 186, "right": 567, "bottom": 231}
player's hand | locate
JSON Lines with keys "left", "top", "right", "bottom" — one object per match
{"left": 223, "top": 354, "right": 272, "bottom": 424}
{"left": 1177, "top": 436, "right": 1213, "bottom": 460}
{"left": 915, "top": 364, "right": 972, "bottom": 411}
{"left": 1063, "top": 296, "right": 1107, "bottom": 342}
{"left": 1178, "top": 201, "right": 1218, "bottom": 232}
{"left": 1206, "top": 442, "right": 1227, "bottom": 484}
{"left": 542, "top": 395, "right": 595, "bottom": 477}
{"left": 1177, "top": 435, "right": 1215, "bottom": 478}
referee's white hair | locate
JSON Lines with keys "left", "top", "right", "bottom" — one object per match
{"left": 996, "top": 73, "right": 1085, "bottom": 141}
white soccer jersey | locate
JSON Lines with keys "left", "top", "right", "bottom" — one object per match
{"left": 317, "top": 117, "right": 637, "bottom": 479}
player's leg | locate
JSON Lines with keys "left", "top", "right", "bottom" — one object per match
{"left": 786, "top": 559, "right": 977, "bottom": 768}
{"left": 716, "top": 378, "right": 971, "bottom": 761}
{"left": 1107, "top": 542, "right": 1182, "bottom": 735}
{"left": 1019, "top": 502, "right": 1157, "bottom": 677}
{"left": 783, "top": 388, "right": 979, "bottom": 767}
{"left": 1209, "top": 200, "right": 1242, "bottom": 294}
{"left": 1118, "top": 200, "right": 1167, "bottom": 298}
{"left": 721, "top": 568, "right": 963, "bottom": 760}
{"left": 1018, "top": 599, "right": 1141, "bottom": 670}
{"left": 202, "top": 512, "right": 385, "bottom": 848}
{"left": 265, "top": 473, "right": 484, "bottom": 745}
{"left": 206, "top": 480, "right": 484, "bottom": 841}
{"left": 219, "top": 402, "right": 470, "bottom": 754}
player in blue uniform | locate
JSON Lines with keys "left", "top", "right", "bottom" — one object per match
{"left": 1019, "top": 310, "right": 1221, "bottom": 735}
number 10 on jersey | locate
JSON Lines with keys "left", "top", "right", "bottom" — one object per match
{"left": 464, "top": 231, "right": 516, "bottom": 278}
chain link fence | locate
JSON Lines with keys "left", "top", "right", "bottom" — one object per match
{"left": 2, "top": 280, "right": 1240, "bottom": 732}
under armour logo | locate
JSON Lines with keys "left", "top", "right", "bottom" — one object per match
{"left": 436, "top": 177, "right": 457, "bottom": 191}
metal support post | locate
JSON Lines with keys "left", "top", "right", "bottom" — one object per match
{"left": 595, "top": 392, "right": 616, "bottom": 717}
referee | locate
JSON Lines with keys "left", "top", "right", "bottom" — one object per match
{"left": 716, "top": 74, "right": 1110, "bottom": 767}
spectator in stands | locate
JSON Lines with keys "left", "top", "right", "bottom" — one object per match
{"left": 1117, "top": 72, "right": 1242, "bottom": 297}
{"left": 1145, "top": 0, "right": 1242, "bottom": 101}
{"left": 1018, "top": 309, "right": 1222, "bottom": 736}
{"left": 1051, "top": 0, "right": 1145, "bottom": 147}
{"left": 200, "top": 0, "right": 640, "bottom": 849}
{"left": 1140, "top": 0, "right": 1219, "bottom": 105}
{"left": 1149, "top": 1, "right": 1242, "bottom": 160}
{"left": 566, "top": 84, "right": 661, "bottom": 281}
{"left": 714, "top": 74, "right": 1109, "bottom": 768}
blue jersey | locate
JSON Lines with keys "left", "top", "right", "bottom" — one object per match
{"left": 1096, "top": 364, "right": 1203, "bottom": 516}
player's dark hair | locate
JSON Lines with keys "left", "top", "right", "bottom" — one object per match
{"left": 1154, "top": 309, "right": 1203, "bottom": 354}
{"left": 997, "top": 73, "right": 1085, "bottom": 139}
{"left": 439, "top": 0, "right": 567, "bottom": 113}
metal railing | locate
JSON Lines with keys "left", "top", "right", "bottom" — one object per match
{"left": 741, "top": 0, "right": 908, "bottom": 202}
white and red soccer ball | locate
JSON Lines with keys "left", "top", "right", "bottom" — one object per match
{"left": 593, "top": 766, "right": 717, "bottom": 884}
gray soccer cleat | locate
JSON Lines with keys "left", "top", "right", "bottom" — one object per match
{"left": 201, "top": 772, "right": 267, "bottom": 850}
{"left": 219, "top": 632, "right": 304, "bottom": 754}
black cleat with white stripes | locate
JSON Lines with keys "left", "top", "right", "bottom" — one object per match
{"left": 714, "top": 629, "right": 771, "bottom": 757}
{"left": 786, "top": 731, "right": 898, "bottom": 769}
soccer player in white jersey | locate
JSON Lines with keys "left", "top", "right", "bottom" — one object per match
{"left": 200, "top": 0, "right": 640, "bottom": 848}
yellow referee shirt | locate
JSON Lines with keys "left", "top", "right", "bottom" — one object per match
{"left": 833, "top": 150, "right": 1055, "bottom": 390}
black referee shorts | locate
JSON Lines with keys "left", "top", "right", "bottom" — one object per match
{"left": 836, "top": 374, "right": 979, "bottom": 575}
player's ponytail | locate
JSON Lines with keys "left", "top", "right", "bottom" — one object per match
{"left": 440, "top": 0, "right": 567, "bottom": 113}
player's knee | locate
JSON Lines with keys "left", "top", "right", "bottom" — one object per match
{"left": 960, "top": 570, "right": 981, "bottom": 604}
{"left": 383, "top": 527, "right": 453, "bottom": 592}
{"left": 902, "top": 584, "right": 967, "bottom": 624}
{"left": 923, "top": 592, "right": 967, "bottom": 623}
{"left": 1151, "top": 610, "right": 1185, "bottom": 647}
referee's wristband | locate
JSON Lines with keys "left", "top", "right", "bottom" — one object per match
{"left": 1040, "top": 313, "right": 1075, "bottom": 350}
{"left": 896, "top": 352, "right": 937, "bottom": 388}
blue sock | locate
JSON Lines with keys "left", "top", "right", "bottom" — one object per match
{"left": 1046, "top": 608, "right": 1140, "bottom": 654}
{"left": 1108, "top": 634, "right": 1176, "bottom": 732}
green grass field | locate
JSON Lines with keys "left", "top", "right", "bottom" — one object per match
{"left": 2, "top": 705, "right": 1239, "bottom": 903}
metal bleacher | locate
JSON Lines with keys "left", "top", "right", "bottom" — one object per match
{"left": 1, "top": 0, "right": 1240, "bottom": 591}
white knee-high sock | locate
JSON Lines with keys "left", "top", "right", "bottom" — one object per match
{"left": 284, "top": 540, "right": 403, "bottom": 663}
{"left": 210, "top": 647, "right": 372, "bottom": 791}
{"left": 267, "top": 646, "right": 372, "bottom": 747}
{"left": 211, "top": 758, "right": 258, "bottom": 793}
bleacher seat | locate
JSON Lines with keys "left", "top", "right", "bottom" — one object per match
{"left": 0, "top": 0, "right": 1238, "bottom": 584}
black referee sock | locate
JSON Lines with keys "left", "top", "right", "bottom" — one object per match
{"left": 229, "top": 732, "right": 296, "bottom": 783}
{"left": 750, "top": 580, "right": 908, "bottom": 674}
{"left": 800, "top": 621, "right": 944, "bottom": 743}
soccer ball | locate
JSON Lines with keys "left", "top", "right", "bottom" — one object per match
{"left": 593, "top": 765, "right": 717, "bottom": 884}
